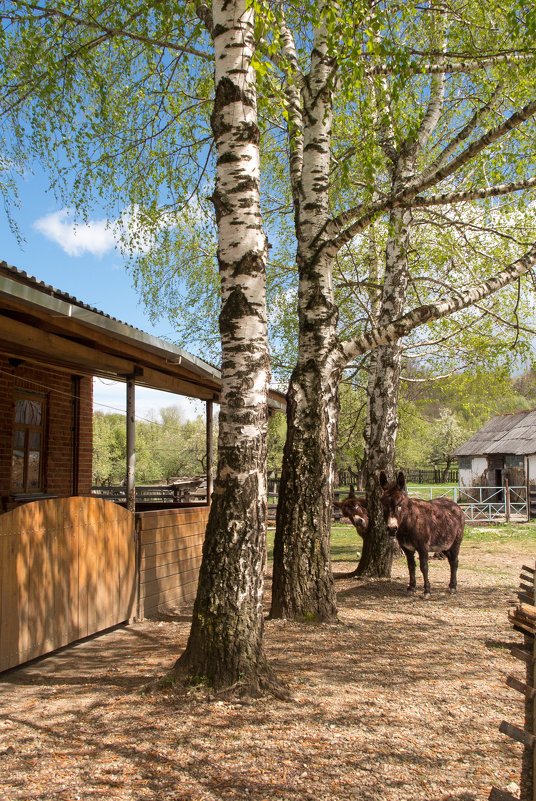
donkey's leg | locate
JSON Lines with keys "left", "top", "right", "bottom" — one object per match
{"left": 417, "top": 548, "right": 431, "bottom": 598}
{"left": 445, "top": 544, "right": 460, "bottom": 592}
{"left": 401, "top": 546, "right": 417, "bottom": 593}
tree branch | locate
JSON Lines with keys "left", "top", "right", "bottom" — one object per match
{"left": 340, "top": 243, "right": 536, "bottom": 363}
{"left": 3, "top": 2, "right": 213, "bottom": 60}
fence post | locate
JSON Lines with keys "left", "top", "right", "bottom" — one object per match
{"left": 505, "top": 478, "right": 510, "bottom": 523}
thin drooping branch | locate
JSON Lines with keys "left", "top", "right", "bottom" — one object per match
{"left": 363, "top": 49, "right": 536, "bottom": 77}
{"left": 340, "top": 243, "right": 536, "bottom": 362}
{"left": 410, "top": 177, "right": 536, "bottom": 208}
{"left": 3, "top": 2, "right": 212, "bottom": 60}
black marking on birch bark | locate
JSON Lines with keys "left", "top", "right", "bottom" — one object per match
{"left": 211, "top": 187, "right": 233, "bottom": 223}
{"left": 235, "top": 120, "right": 260, "bottom": 143}
{"left": 220, "top": 249, "right": 266, "bottom": 279}
{"left": 219, "top": 286, "right": 257, "bottom": 336}
{"left": 211, "top": 77, "right": 255, "bottom": 136}
{"left": 228, "top": 177, "right": 258, "bottom": 194}
{"left": 304, "top": 142, "right": 327, "bottom": 154}
{"left": 217, "top": 151, "right": 241, "bottom": 165}
{"left": 212, "top": 23, "right": 227, "bottom": 39}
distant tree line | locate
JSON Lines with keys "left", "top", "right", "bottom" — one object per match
{"left": 94, "top": 367, "right": 536, "bottom": 486}
{"left": 331, "top": 366, "right": 536, "bottom": 479}
{"left": 92, "top": 407, "right": 213, "bottom": 486}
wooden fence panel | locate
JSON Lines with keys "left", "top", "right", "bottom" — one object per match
{"left": 138, "top": 505, "right": 209, "bottom": 617}
{"left": 0, "top": 497, "right": 135, "bottom": 672}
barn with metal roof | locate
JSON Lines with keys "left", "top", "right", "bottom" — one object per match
{"left": 453, "top": 409, "right": 536, "bottom": 490}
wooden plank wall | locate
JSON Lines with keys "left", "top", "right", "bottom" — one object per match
{"left": 137, "top": 506, "right": 209, "bottom": 617}
{"left": 0, "top": 497, "right": 136, "bottom": 672}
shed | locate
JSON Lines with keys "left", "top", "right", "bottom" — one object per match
{"left": 452, "top": 409, "right": 536, "bottom": 490}
{"left": 0, "top": 260, "right": 285, "bottom": 671}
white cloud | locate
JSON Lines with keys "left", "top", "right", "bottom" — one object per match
{"left": 33, "top": 204, "right": 182, "bottom": 258}
{"left": 34, "top": 208, "right": 117, "bottom": 257}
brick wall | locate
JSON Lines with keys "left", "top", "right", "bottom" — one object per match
{"left": 0, "top": 357, "right": 93, "bottom": 510}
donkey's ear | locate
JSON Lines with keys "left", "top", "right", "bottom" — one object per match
{"left": 379, "top": 471, "right": 388, "bottom": 488}
{"left": 348, "top": 484, "right": 356, "bottom": 498}
{"left": 397, "top": 471, "right": 406, "bottom": 490}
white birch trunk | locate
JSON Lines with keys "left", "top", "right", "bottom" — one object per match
{"left": 175, "top": 0, "right": 275, "bottom": 693}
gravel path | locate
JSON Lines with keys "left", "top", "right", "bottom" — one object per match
{"left": 0, "top": 537, "right": 534, "bottom": 801}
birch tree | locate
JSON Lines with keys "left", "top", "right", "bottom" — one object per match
{"left": 0, "top": 0, "right": 276, "bottom": 693}
{"left": 260, "top": 0, "right": 536, "bottom": 618}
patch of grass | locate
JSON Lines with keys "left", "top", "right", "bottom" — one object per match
{"left": 267, "top": 525, "right": 360, "bottom": 563}
{"left": 407, "top": 483, "right": 457, "bottom": 500}
{"left": 464, "top": 521, "right": 536, "bottom": 542}
{"left": 266, "top": 520, "right": 536, "bottom": 564}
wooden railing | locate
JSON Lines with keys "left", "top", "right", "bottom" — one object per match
{"left": 491, "top": 562, "right": 536, "bottom": 800}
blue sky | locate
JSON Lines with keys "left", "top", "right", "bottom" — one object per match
{"left": 1, "top": 168, "right": 205, "bottom": 421}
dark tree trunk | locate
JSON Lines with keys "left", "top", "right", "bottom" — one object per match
{"left": 356, "top": 339, "right": 402, "bottom": 577}
{"left": 269, "top": 364, "right": 339, "bottom": 622}
{"left": 353, "top": 474, "right": 395, "bottom": 577}
{"left": 176, "top": 465, "right": 274, "bottom": 693}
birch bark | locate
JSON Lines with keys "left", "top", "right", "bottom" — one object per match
{"left": 268, "top": 1, "right": 536, "bottom": 615}
{"left": 174, "top": 0, "right": 274, "bottom": 693}
{"left": 269, "top": 2, "right": 339, "bottom": 621}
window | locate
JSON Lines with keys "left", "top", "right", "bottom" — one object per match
{"left": 11, "top": 393, "right": 46, "bottom": 493}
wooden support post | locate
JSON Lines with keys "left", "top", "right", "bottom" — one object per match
{"left": 526, "top": 456, "right": 531, "bottom": 522}
{"left": 206, "top": 399, "right": 214, "bottom": 505}
{"left": 505, "top": 478, "right": 510, "bottom": 523}
{"left": 126, "top": 375, "right": 136, "bottom": 514}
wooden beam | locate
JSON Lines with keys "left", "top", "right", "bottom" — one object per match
{"left": 138, "top": 365, "right": 219, "bottom": 401}
{"left": 499, "top": 720, "right": 536, "bottom": 748}
{"left": 0, "top": 315, "right": 135, "bottom": 376}
{"left": 0, "top": 294, "right": 219, "bottom": 387}
{"left": 0, "top": 318, "right": 219, "bottom": 399}
{"left": 508, "top": 610, "right": 536, "bottom": 636}
{"left": 506, "top": 674, "right": 536, "bottom": 700}
{"left": 126, "top": 376, "right": 136, "bottom": 514}
{"left": 510, "top": 645, "right": 533, "bottom": 664}
{"left": 518, "top": 602, "right": 536, "bottom": 620}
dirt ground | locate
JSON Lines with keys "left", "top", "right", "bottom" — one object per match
{"left": 1, "top": 536, "right": 535, "bottom": 801}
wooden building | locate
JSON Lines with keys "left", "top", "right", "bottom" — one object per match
{"left": 0, "top": 261, "right": 285, "bottom": 672}
{"left": 453, "top": 409, "right": 536, "bottom": 490}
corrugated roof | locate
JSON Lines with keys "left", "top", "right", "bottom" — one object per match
{"left": 453, "top": 409, "right": 536, "bottom": 456}
{"left": 0, "top": 260, "right": 287, "bottom": 411}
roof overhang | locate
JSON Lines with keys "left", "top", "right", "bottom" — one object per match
{"left": 0, "top": 264, "right": 287, "bottom": 412}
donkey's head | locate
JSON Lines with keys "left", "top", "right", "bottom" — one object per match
{"left": 379, "top": 471, "right": 407, "bottom": 537}
{"left": 334, "top": 486, "right": 369, "bottom": 535}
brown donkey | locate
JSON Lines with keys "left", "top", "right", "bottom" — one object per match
{"left": 333, "top": 486, "right": 369, "bottom": 538}
{"left": 379, "top": 471, "right": 464, "bottom": 598}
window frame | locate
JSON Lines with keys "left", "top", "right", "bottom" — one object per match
{"left": 11, "top": 391, "right": 47, "bottom": 494}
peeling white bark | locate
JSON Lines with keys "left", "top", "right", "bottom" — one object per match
{"left": 177, "top": 0, "right": 274, "bottom": 691}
